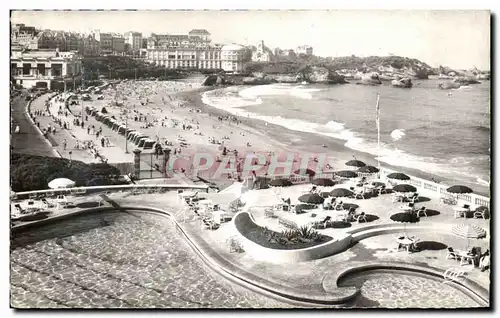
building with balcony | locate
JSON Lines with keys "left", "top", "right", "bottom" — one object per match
{"left": 296, "top": 45, "right": 313, "bottom": 56}
{"left": 188, "top": 29, "right": 211, "bottom": 42}
{"left": 92, "top": 30, "right": 113, "bottom": 54}
{"left": 11, "top": 23, "right": 39, "bottom": 49}
{"left": 221, "top": 44, "right": 245, "bottom": 72}
{"left": 81, "top": 34, "right": 100, "bottom": 57}
{"left": 10, "top": 49, "right": 82, "bottom": 90}
{"left": 146, "top": 46, "right": 221, "bottom": 70}
{"left": 112, "top": 35, "right": 125, "bottom": 54}
{"left": 124, "top": 31, "right": 142, "bottom": 53}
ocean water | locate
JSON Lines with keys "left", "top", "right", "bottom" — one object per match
{"left": 201, "top": 79, "right": 490, "bottom": 187}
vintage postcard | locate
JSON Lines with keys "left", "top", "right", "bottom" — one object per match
{"left": 9, "top": 9, "right": 491, "bottom": 309}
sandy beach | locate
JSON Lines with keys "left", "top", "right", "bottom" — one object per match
{"left": 77, "top": 79, "right": 488, "bottom": 196}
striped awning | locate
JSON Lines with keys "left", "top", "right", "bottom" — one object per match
{"left": 452, "top": 224, "right": 486, "bottom": 239}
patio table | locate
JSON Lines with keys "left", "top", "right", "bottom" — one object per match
{"left": 457, "top": 250, "right": 477, "bottom": 266}
{"left": 399, "top": 206, "right": 414, "bottom": 213}
{"left": 453, "top": 207, "right": 469, "bottom": 218}
{"left": 396, "top": 237, "right": 415, "bottom": 252}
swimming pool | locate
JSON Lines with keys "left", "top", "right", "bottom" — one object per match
{"left": 337, "top": 269, "right": 484, "bottom": 308}
{"left": 10, "top": 211, "right": 292, "bottom": 308}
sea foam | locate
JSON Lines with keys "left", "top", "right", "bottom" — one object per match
{"left": 201, "top": 85, "right": 488, "bottom": 186}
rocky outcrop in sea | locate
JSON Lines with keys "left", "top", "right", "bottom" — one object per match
{"left": 437, "top": 81, "right": 461, "bottom": 90}
{"left": 391, "top": 77, "right": 413, "bottom": 88}
{"left": 356, "top": 72, "right": 382, "bottom": 85}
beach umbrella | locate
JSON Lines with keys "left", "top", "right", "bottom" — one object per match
{"left": 312, "top": 178, "right": 336, "bottom": 187}
{"left": 393, "top": 184, "right": 417, "bottom": 193}
{"left": 387, "top": 172, "right": 410, "bottom": 181}
{"left": 269, "top": 179, "right": 293, "bottom": 187}
{"left": 330, "top": 188, "right": 354, "bottom": 198}
{"left": 298, "top": 193, "right": 324, "bottom": 205}
{"left": 390, "top": 212, "right": 420, "bottom": 236}
{"left": 48, "top": 178, "right": 75, "bottom": 189}
{"left": 447, "top": 185, "right": 473, "bottom": 194}
{"left": 358, "top": 165, "right": 379, "bottom": 173}
{"left": 294, "top": 168, "right": 316, "bottom": 177}
{"left": 335, "top": 170, "right": 358, "bottom": 179}
{"left": 346, "top": 160, "right": 366, "bottom": 168}
{"left": 452, "top": 224, "right": 486, "bottom": 250}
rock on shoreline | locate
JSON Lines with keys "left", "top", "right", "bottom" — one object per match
{"left": 391, "top": 77, "right": 413, "bottom": 88}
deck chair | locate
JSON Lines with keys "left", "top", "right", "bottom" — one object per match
{"left": 440, "top": 196, "right": 457, "bottom": 205}
{"left": 312, "top": 216, "right": 332, "bottom": 229}
{"left": 345, "top": 207, "right": 357, "bottom": 222}
{"left": 415, "top": 206, "right": 427, "bottom": 217}
{"left": 409, "top": 193, "right": 419, "bottom": 204}
{"left": 473, "top": 206, "right": 488, "bottom": 219}
{"left": 354, "top": 190, "right": 366, "bottom": 200}
{"left": 446, "top": 247, "right": 460, "bottom": 261}
{"left": 264, "top": 208, "right": 275, "bottom": 218}
{"left": 42, "top": 198, "right": 56, "bottom": 208}
{"left": 14, "top": 204, "right": 25, "bottom": 215}
{"left": 354, "top": 211, "right": 368, "bottom": 223}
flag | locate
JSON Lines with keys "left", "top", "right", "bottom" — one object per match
{"left": 375, "top": 94, "right": 380, "bottom": 132}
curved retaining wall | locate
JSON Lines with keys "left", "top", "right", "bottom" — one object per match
{"left": 232, "top": 212, "right": 353, "bottom": 263}
{"left": 11, "top": 206, "right": 356, "bottom": 307}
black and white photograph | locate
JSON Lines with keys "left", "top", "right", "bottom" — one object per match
{"left": 8, "top": 8, "right": 491, "bottom": 309}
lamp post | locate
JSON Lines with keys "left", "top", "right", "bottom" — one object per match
{"left": 150, "top": 152, "right": 153, "bottom": 179}
{"left": 125, "top": 115, "right": 129, "bottom": 154}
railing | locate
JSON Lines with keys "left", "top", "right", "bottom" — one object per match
{"left": 13, "top": 183, "right": 210, "bottom": 200}
{"left": 379, "top": 167, "right": 490, "bottom": 209}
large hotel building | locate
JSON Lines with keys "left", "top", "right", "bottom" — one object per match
{"left": 145, "top": 29, "right": 247, "bottom": 72}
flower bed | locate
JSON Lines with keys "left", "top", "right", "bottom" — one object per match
{"left": 234, "top": 213, "right": 332, "bottom": 250}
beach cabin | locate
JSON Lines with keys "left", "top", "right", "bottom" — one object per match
{"left": 127, "top": 131, "right": 140, "bottom": 141}
{"left": 134, "top": 136, "right": 148, "bottom": 146}
{"left": 124, "top": 128, "right": 135, "bottom": 137}
{"left": 142, "top": 139, "right": 156, "bottom": 150}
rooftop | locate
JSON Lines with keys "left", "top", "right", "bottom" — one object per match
{"left": 189, "top": 29, "right": 211, "bottom": 35}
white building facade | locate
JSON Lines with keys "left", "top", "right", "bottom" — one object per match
{"left": 124, "top": 31, "right": 143, "bottom": 52}
{"left": 11, "top": 49, "right": 82, "bottom": 90}
{"left": 221, "top": 44, "right": 245, "bottom": 72}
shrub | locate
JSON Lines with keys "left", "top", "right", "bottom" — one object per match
{"left": 10, "top": 153, "right": 121, "bottom": 192}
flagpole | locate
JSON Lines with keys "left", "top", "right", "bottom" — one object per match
{"left": 376, "top": 94, "right": 381, "bottom": 174}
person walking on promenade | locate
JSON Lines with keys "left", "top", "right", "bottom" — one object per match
{"left": 87, "top": 126, "right": 91, "bottom": 135}
{"left": 101, "top": 137, "right": 105, "bottom": 148}
{"left": 63, "top": 139, "right": 67, "bottom": 150}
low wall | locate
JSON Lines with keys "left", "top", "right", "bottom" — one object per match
{"left": 14, "top": 183, "right": 210, "bottom": 200}
{"left": 379, "top": 167, "right": 490, "bottom": 209}
{"left": 233, "top": 212, "right": 352, "bottom": 263}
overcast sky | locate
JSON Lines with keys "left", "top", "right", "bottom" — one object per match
{"left": 11, "top": 10, "right": 490, "bottom": 69}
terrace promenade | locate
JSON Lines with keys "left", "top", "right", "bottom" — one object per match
{"left": 11, "top": 181, "right": 490, "bottom": 308}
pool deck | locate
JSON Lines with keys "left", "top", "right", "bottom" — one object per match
{"left": 11, "top": 182, "right": 491, "bottom": 306}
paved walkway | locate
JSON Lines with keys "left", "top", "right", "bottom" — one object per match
{"left": 10, "top": 93, "right": 58, "bottom": 158}
{"left": 29, "top": 94, "right": 96, "bottom": 163}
